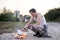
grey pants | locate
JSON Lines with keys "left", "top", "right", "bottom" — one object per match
{"left": 27, "top": 24, "right": 48, "bottom": 36}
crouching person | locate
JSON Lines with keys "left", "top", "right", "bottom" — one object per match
{"left": 24, "top": 8, "right": 49, "bottom": 37}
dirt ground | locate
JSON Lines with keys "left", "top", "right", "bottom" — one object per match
{"left": 0, "top": 22, "right": 60, "bottom": 40}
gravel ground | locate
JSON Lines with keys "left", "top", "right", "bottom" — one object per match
{"left": 0, "top": 22, "right": 60, "bottom": 40}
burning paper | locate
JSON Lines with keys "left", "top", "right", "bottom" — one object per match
{"left": 14, "top": 29, "right": 27, "bottom": 39}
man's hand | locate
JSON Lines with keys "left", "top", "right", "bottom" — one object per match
{"left": 21, "top": 28, "right": 28, "bottom": 32}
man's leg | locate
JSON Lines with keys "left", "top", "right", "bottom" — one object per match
{"left": 42, "top": 25, "right": 52, "bottom": 38}
{"left": 35, "top": 26, "right": 44, "bottom": 37}
{"left": 27, "top": 24, "right": 41, "bottom": 36}
{"left": 31, "top": 25, "right": 48, "bottom": 37}
{"left": 30, "top": 24, "right": 43, "bottom": 37}
{"left": 42, "top": 25, "right": 48, "bottom": 37}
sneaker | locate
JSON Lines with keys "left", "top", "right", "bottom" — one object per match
{"left": 33, "top": 32, "right": 40, "bottom": 36}
{"left": 36, "top": 34, "right": 42, "bottom": 37}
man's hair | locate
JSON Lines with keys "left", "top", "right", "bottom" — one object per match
{"left": 29, "top": 8, "right": 36, "bottom": 13}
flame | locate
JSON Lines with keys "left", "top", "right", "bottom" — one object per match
{"left": 14, "top": 33, "right": 27, "bottom": 39}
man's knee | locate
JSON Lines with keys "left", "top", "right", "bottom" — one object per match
{"left": 27, "top": 24, "right": 33, "bottom": 29}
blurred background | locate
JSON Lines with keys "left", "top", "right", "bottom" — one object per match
{"left": 0, "top": 0, "right": 60, "bottom": 34}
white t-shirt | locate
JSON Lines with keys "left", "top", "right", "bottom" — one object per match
{"left": 41, "top": 15, "right": 47, "bottom": 25}
{"left": 34, "top": 13, "right": 47, "bottom": 25}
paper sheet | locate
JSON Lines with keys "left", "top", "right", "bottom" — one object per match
{"left": 17, "top": 29, "right": 23, "bottom": 34}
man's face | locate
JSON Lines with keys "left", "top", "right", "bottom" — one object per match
{"left": 30, "top": 12, "right": 36, "bottom": 17}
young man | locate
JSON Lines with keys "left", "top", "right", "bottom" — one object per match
{"left": 24, "top": 8, "right": 48, "bottom": 37}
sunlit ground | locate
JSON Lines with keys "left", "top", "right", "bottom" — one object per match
{"left": 0, "top": 22, "right": 60, "bottom": 40}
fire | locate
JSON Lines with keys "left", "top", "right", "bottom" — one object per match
{"left": 14, "top": 33, "right": 27, "bottom": 39}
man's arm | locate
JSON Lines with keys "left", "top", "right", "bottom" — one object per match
{"left": 36, "top": 14, "right": 42, "bottom": 25}
{"left": 24, "top": 16, "right": 33, "bottom": 29}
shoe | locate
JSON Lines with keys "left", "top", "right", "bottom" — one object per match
{"left": 36, "top": 34, "right": 42, "bottom": 37}
{"left": 33, "top": 34, "right": 38, "bottom": 36}
{"left": 33, "top": 32, "right": 39, "bottom": 36}
{"left": 36, "top": 32, "right": 43, "bottom": 37}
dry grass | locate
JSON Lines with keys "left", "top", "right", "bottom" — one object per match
{"left": 0, "top": 22, "right": 26, "bottom": 34}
